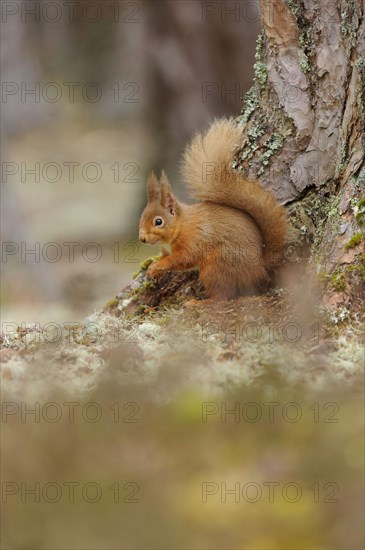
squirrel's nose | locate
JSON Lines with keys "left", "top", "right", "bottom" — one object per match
{"left": 139, "top": 235, "right": 147, "bottom": 243}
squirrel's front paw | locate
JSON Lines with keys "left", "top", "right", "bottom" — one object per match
{"left": 146, "top": 261, "right": 164, "bottom": 280}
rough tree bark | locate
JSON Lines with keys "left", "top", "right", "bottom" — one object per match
{"left": 109, "top": 0, "right": 364, "bottom": 318}
{"left": 2, "top": 2, "right": 364, "bottom": 389}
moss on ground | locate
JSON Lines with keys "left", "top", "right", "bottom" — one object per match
{"left": 345, "top": 232, "right": 363, "bottom": 249}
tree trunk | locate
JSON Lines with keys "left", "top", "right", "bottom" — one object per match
{"left": 111, "top": 0, "right": 365, "bottom": 317}
{"left": 243, "top": 0, "right": 365, "bottom": 312}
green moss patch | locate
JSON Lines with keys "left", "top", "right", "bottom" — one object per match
{"left": 345, "top": 232, "right": 363, "bottom": 249}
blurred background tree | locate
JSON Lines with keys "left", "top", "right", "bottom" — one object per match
{"left": 1, "top": 5, "right": 364, "bottom": 549}
{"left": 1, "top": 0, "right": 260, "bottom": 323}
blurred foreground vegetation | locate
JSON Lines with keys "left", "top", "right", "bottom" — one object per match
{"left": 2, "top": 380, "right": 364, "bottom": 549}
{"left": 2, "top": 292, "right": 364, "bottom": 549}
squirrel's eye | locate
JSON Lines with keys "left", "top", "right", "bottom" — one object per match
{"left": 153, "top": 217, "right": 164, "bottom": 227}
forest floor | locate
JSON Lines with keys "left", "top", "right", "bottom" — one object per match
{"left": 1, "top": 258, "right": 363, "bottom": 401}
{"left": 2, "top": 259, "right": 364, "bottom": 549}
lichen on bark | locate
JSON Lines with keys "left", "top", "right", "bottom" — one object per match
{"left": 2, "top": 1, "right": 364, "bottom": 399}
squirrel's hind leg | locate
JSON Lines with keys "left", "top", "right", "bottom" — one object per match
{"left": 199, "top": 262, "right": 239, "bottom": 302}
{"left": 183, "top": 276, "right": 237, "bottom": 308}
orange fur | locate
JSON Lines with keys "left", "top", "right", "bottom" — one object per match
{"left": 139, "top": 119, "right": 288, "bottom": 301}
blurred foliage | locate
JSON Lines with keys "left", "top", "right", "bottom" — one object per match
{"left": 2, "top": 379, "right": 364, "bottom": 549}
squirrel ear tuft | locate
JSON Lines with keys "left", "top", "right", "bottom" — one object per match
{"left": 160, "top": 170, "right": 176, "bottom": 215}
{"left": 147, "top": 172, "right": 160, "bottom": 202}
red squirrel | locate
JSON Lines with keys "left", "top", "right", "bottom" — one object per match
{"left": 139, "top": 119, "right": 287, "bottom": 305}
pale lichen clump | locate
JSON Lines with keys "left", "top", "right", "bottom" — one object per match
{"left": 257, "top": 133, "right": 284, "bottom": 176}
{"left": 253, "top": 33, "right": 267, "bottom": 89}
{"left": 353, "top": 196, "right": 365, "bottom": 227}
{"left": 340, "top": 4, "right": 360, "bottom": 45}
{"left": 235, "top": 29, "right": 296, "bottom": 179}
{"left": 2, "top": 294, "right": 364, "bottom": 403}
{"left": 299, "top": 52, "right": 310, "bottom": 74}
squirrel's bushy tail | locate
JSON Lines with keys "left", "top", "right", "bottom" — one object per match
{"left": 182, "top": 118, "right": 288, "bottom": 270}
